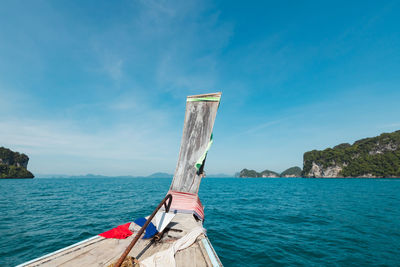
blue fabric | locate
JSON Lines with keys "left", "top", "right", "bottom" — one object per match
{"left": 134, "top": 217, "right": 158, "bottom": 239}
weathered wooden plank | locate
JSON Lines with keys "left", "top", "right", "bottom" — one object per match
{"left": 170, "top": 92, "right": 221, "bottom": 194}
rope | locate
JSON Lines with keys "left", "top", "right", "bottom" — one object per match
{"left": 140, "top": 226, "right": 205, "bottom": 267}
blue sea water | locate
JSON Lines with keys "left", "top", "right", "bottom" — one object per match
{"left": 1, "top": 177, "right": 400, "bottom": 266}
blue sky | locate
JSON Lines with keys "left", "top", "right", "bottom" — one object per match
{"left": 1, "top": 0, "right": 399, "bottom": 176}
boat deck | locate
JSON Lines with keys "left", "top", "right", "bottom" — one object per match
{"left": 19, "top": 213, "right": 221, "bottom": 267}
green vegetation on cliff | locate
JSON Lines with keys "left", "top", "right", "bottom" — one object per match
{"left": 280, "top": 166, "right": 302, "bottom": 177}
{"left": 238, "top": 168, "right": 286, "bottom": 177}
{"left": 303, "top": 130, "right": 400, "bottom": 177}
{"left": 0, "top": 147, "right": 34, "bottom": 178}
{"left": 0, "top": 164, "right": 34, "bottom": 178}
{"left": 239, "top": 168, "right": 260, "bottom": 177}
{"left": 260, "top": 169, "right": 280, "bottom": 177}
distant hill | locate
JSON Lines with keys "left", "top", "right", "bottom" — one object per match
{"left": 68, "top": 174, "right": 138, "bottom": 179}
{"left": 303, "top": 130, "right": 400, "bottom": 178}
{"left": 238, "top": 167, "right": 302, "bottom": 178}
{"left": 74, "top": 174, "right": 110, "bottom": 178}
{"left": 36, "top": 173, "right": 174, "bottom": 179}
{"left": 239, "top": 168, "right": 279, "bottom": 178}
{"left": 206, "top": 173, "right": 233, "bottom": 178}
{"left": 280, "top": 166, "right": 302, "bottom": 177}
{"left": 36, "top": 174, "right": 136, "bottom": 179}
{"left": 0, "top": 147, "right": 34, "bottom": 178}
{"left": 260, "top": 169, "right": 280, "bottom": 177}
{"left": 147, "top": 172, "right": 173, "bottom": 178}
{"left": 238, "top": 169, "right": 259, "bottom": 177}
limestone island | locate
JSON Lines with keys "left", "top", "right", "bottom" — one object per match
{"left": 0, "top": 147, "right": 34, "bottom": 179}
{"left": 238, "top": 130, "right": 400, "bottom": 178}
{"left": 237, "top": 166, "right": 302, "bottom": 178}
{"left": 303, "top": 130, "right": 400, "bottom": 178}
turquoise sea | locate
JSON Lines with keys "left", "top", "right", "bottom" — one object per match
{"left": 1, "top": 178, "right": 400, "bottom": 266}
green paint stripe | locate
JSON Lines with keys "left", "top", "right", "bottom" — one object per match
{"left": 195, "top": 133, "right": 213, "bottom": 171}
{"left": 187, "top": 96, "right": 220, "bottom": 102}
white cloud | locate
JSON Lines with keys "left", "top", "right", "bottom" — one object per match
{"left": 105, "top": 58, "right": 124, "bottom": 82}
{"left": 86, "top": 0, "right": 233, "bottom": 97}
{"left": 0, "top": 116, "right": 181, "bottom": 175}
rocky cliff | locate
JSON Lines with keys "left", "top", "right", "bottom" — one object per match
{"left": 303, "top": 130, "right": 400, "bottom": 178}
{"left": 0, "top": 147, "right": 34, "bottom": 178}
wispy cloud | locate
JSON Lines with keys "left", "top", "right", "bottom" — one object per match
{"left": 0, "top": 82, "right": 180, "bottom": 175}
{"left": 0, "top": 118, "right": 179, "bottom": 175}
{"left": 86, "top": 0, "right": 233, "bottom": 97}
{"left": 104, "top": 58, "right": 124, "bottom": 82}
{"left": 240, "top": 119, "right": 288, "bottom": 136}
{"left": 0, "top": 85, "right": 35, "bottom": 115}
{"left": 379, "top": 123, "right": 400, "bottom": 129}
